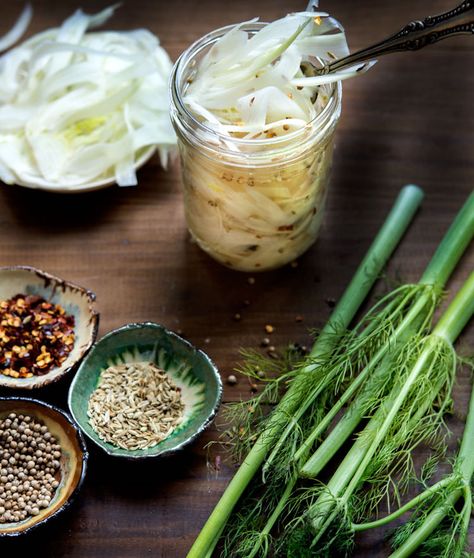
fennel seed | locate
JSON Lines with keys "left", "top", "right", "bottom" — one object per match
{"left": 87, "top": 362, "right": 184, "bottom": 451}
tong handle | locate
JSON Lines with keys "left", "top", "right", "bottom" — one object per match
{"left": 319, "top": 1, "right": 474, "bottom": 74}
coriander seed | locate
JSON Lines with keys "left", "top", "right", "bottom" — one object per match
{"left": 0, "top": 413, "right": 62, "bottom": 524}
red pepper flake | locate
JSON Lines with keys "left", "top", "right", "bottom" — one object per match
{"left": 0, "top": 294, "right": 75, "bottom": 378}
{"left": 278, "top": 224, "right": 294, "bottom": 232}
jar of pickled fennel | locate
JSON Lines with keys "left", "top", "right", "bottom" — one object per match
{"left": 170, "top": 23, "right": 342, "bottom": 272}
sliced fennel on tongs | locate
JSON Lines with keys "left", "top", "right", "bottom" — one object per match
{"left": 184, "top": 10, "right": 374, "bottom": 141}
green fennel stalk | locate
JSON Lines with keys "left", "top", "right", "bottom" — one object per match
{"left": 386, "top": 274, "right": 474, "bottom": 558}
{"left": 296, "top": 271, "right": 474, "bottom": 555}
{"left": 300, "top": 190, "right": 474, "bottom": 478}
{"left": 240, "top": 291, "right": 435, "bottom": 558}
{"left": 350, "top": 285, "right": 474, "bottom": 558}
{"left": 227, "top": 192, "right": 473, "bottom": 558}
{"left": 266, "top": 192, "right": 473, "bottom": 486}
{"left": 186, "top": 185, "right": 424, "bottom": 558}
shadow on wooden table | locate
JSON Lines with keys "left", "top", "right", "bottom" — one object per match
{"left": 0, "top": 160, "right": 173, "bottom": 233}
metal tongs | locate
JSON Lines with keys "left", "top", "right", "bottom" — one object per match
{"left": 309, "top": 0, "right": 473, "bottom": 76}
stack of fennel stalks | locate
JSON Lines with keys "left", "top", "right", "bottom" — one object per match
{"left": 188, "top": 185, "right": 474, "bottom": 558}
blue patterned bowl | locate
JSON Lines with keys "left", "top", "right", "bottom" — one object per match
{"left": 67, "top": 322, "right": 222, "bottom": 459}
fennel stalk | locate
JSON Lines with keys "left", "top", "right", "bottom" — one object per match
{"left": 186, "top": 185, "right": 424, "bottom": 558}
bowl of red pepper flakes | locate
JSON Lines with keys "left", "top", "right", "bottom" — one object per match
{"left": 0, "top": 267, "right": 99, "bottom": 389}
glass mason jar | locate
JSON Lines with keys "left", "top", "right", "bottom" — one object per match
{"left": 170, "top": 24, "right": 342, "bottom": 272}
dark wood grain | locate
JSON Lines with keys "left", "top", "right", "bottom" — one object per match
{"left": 0, "top": 1, "right": 473, "bottom": 556}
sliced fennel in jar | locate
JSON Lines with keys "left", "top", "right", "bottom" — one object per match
{"left": 0, "top": 5, "right": 176, "bottom": 191}
{"left": 177, "top": 11, "right": 374, "bottom": 271}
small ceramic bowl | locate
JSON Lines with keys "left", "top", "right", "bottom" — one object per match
{"left": 13, "top": 146, "right": 156, "bottom": 194}
{"left": 68, "top": 322, "right": 222, "bottom": 459}
{"left": 0, "top": 266, "right": 99, "bottom": 389}
{"left": 0, "top": 397, "right": 88, "bottom": 537}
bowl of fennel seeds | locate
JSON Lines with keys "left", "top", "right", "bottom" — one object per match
{"left": 88, "top": 361, "right": 185, "bottom": 451}
{"left": 67, "top": 322, "right": 222, "bottom": 459}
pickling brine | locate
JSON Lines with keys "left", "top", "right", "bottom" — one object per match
{"left": 178, "top": 123, "right": 335, "bottom": 271}
{"left": 170, "top": 13, "right": 367, "bottom": 271}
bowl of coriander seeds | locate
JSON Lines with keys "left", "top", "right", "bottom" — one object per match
{"left": 0, "top": 398, "right": 88, "bottom": 536}
{"left": 68, "top": 322, "right": 222, "bottom": 459}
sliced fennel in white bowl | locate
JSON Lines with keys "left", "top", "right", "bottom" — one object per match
{"left": 0, "top": 5, "right": 176, "bottom": 193}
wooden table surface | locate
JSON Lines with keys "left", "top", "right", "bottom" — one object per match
{"left": 0, "top": 1, "right": 473, "bottom": 556}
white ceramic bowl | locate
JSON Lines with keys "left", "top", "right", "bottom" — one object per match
{"left": 11, "top": 146, "right": 156, "bottom": 194}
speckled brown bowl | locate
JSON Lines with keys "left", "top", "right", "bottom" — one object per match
{"left": 0, "top": 397, "right": 88, "bottom": 536}
{"left": 0, "top": 266, "right": 99, "bottom": 389}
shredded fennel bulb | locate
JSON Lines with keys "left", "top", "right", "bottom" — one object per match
{"left": 0, "top": 5, "right": 176, "bottom": 190}
{"left": 173, "top": 11, "right": 373, "bottom": 271}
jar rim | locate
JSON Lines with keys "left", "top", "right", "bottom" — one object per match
{"left": 170, "top": 21, "right": 342, "bottom": 149}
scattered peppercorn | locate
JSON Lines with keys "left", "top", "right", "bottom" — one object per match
{"left": 233, "top": 313, "right": 241, "bottom": 322}
{"left": 0, "top": 294, "right": 75, "bottom": 378}
{"left": 257, "top": 370, "right": 266, "bottom": 379}
{"left": 247, "top": 277, "right": 256, "bottom": 285}
{"left": 226, "top": 375, "right": 238, "bottom": 386}
{"left": 290, "top": 261, "right": 299, "bottom": 268}
{"left": 260, "top": 337, "right": 270, "bottom": 348}
{"left": 325, "top": 298, "right": 336, "bottom": 308}
{"left": 264, "top": 324, "right": 275, "bottom": 334}
{"left": 295, "top": 315, "right": 304, "bottom": 323}
{"left": 0, "top": 413, "right": 61, "bottom": 524}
